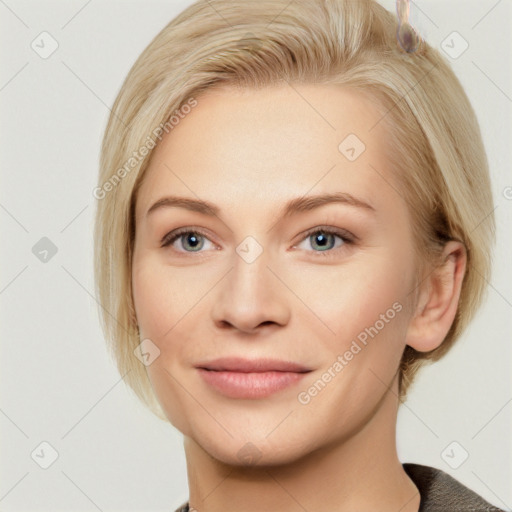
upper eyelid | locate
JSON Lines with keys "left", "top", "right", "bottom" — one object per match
{"left": 161, "top": 226, "right": 217, "bottom": 247}
{"left": 299, "top": 225, "right": 355, "bottom": 242}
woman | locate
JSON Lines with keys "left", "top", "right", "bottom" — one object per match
{"left": 93, "top": 1, "right": 504, "bottom": 510}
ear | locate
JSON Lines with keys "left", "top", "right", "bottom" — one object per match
{"left": 406, "top": 241, "right": 467, "bottom": 352}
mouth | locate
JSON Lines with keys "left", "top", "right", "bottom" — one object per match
{"left": 196, "top": 357, "right": 313, "bottom": 399}
{"left": 197, "top": 357, "right": 312, "bottom": 373}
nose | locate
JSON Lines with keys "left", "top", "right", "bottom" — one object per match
{"left": 210, "top": 245, "right": 291, "bottom": 335}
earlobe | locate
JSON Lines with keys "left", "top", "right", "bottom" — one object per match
{"left": 406, "top": 241, "right": 467, "bottom": 353}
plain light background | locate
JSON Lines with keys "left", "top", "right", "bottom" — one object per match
{"left": 0, "top": 0, "right": 511, "bottom": 511}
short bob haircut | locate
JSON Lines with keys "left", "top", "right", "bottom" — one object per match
{"left": 94, "top": 0, "right": 495, "bottom": 420}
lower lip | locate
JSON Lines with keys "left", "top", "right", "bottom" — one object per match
{"left": 197, "top": 369, "right": 308, "bottom": 399}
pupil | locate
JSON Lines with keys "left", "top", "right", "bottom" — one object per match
{"left": 313, "top": 232, "right": 333, "bottom": 251}
{"left": 185, "top": 233, "right": 202, "bottom": 251}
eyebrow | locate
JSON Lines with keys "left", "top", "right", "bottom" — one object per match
{"left": 146, "top": 192, "right": 376, "bottom": 219}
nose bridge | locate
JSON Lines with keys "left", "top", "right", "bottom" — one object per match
{"left": 235, "top": 234, "right": 266, "bottom": 267}
{"left": 211, "top": 234, "right": 290, "bottom": 331}
{"left": 230, "top": 234, "right": 274, "bottom": 300}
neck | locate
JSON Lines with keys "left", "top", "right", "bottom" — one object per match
{"left": 183, "top": 382, "right": 420, "bottom": 512}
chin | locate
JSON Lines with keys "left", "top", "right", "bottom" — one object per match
{"left": 189, "top": 426, "right": 319, "bottom": 468}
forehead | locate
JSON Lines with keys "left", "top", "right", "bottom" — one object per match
{"left": 135, "top": 83, "right": 397, "bottom": 219}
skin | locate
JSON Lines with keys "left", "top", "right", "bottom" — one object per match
{"left": 132, "top": 83, "right": 466, "bottom": 512}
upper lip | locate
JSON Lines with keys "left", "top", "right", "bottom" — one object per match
{"left": 196, "top": 357, "right": 312, "bottom": 373}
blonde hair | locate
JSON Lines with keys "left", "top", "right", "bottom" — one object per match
{"left": 94, "top": 0, "right": 495, "bottom": 418}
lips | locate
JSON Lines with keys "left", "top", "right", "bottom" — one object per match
{"left": 196, "top": 357, "right": 312, "bottom": 399}
{"left": 196, "top": 357, "right": 312, "bottom": 373}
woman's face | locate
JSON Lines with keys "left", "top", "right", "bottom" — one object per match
{"left": 132, "top": 83, "right": 419, "bottom": 465}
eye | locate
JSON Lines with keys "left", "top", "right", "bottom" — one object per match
{"left": 293, "top": 227, "right": 354, "bottom": 257}
{"left": 161, "top": 228, "right": 216, "bottom": 253}
{"left": 161, "top": 226, "right": 355, "bottom": 257}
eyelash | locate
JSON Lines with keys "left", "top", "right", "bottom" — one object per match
{"left": 161, "top": 226, "right": 355, "bottom": 259}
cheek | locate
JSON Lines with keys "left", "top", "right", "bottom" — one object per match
{"left": 132, "top": 256, "right": 198, "bottom": 340}
{"left": 297, "top": 256, "right": 415, "bottom": 407}
{"left": 290, "top": 251, "right": 414, "bottom": 348}
{"left": 132, "top": 262, "right": 169, "bottom": 339}
{"left": 131, "top": 256, "right": 211, "bottom": 384}
{"left": 294, "top": 257, "right": 413, "bottom": 422}
{"left": 132, "top": 259, "right": 195, "bottom": 430}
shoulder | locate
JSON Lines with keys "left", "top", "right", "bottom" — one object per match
{"left": 403, "top": 462, "right": 506, "bottom": 511}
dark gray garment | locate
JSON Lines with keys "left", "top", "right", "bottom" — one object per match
{"left": 403, "top": 463, "right": 506, "bottom": 511}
